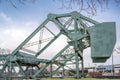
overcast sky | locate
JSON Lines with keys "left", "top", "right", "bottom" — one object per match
{"left": 0, "top": 0, "right": 120, "bottom": 67}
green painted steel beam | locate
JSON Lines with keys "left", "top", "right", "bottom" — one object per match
{"left": 53, "top": 19, "right": 71, "bottom": 37}
{"left": 0, "top": 11, "right": 116, "bottom": 79}
{"left": 12, "top": 19, "right": 49, "bottom": 55}
{"left": 15, "top": 61, "right": 26, "bottom": 77}
{"left": 79, "top": 14, "right": 99, "bottom": 24}
{"left": 48, "top": 11, "right": 99, "bottom": 24}
{"left": 18, "top": 51, "right": 36, "bottom": 57}
{"left": 47, "top": 12, "right": 71, "bottom": 19}
{"left": 1, "top": 60, "right": 9, "bottom": 73}
{"left": 0, "top": 55, "right": 10, "bottom": 60}
{"left": 77, "top": 18, "right": 89, "bottom": 29}
{"left": 32, "top": 63, "right": 49, "bottom": 78}
{"left": 71, "top": 11, "right": 99, "bottom": 24}
{"left": 50, "top": 63, "right": 53, "bottom": 78}
{"left": 16, "top": 56, "right": 50, "bottom": 63}
{"left": 51, "top": 44, "right": 70, "bottom": 61}
{"left": 49, "top": 44, "right": 71, "bottom": 76}
{"left": 35, "top": 32, "right": 61, "bottom": 57}
{"left": 75, "top": 51, "right": 80, "bottom": 78}
{"left": 81, "top": 57, "right": 84, "bottom": 77}
{"left": 52, "top": 53, "right": 75, "bottom": 75}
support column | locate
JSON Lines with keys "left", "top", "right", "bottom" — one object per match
{"left": 9, "top": 58, "right": 12, "bottom": 80}
{"left": 50, "top": 62, "right": 53, "bottom": 78}
{"left": 79, "top": 50, "right": 84, "bottom": 78}
{"left": 75, "top": 51, "right": 79, "bottom": 78}
{"left": 9, "top": 57, "right": 12, "bottom": 80}
{"left": 62, "top": 66, "right": 65, "bottom": 77}
{"left": 81, "top": 57, "right": 84, "bottom": 77}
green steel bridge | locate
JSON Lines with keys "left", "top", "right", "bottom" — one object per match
{"left": 0, "top": 11, "right": 116, "bottom": 79}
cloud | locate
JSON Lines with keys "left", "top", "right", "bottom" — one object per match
{"left": 0, "top": 12, "right": 67, "bottom": 55}
{"left": 0, "top": 12, "right": 14, "bottom": 29}
{"left": 0, "top": 12, "right": 13, "bottom": 24}
{"left": 0, "top": 29, "right": 23, "bottom": 50}
{"left": 0, "top": 12, "right": 39, "bottom": 50}
{"left": 0, "top": 12, "right": 119, "bottom": 67}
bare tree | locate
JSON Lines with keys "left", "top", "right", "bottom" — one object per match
{"left": 0, "top": 48, "right": 11, "bottom": 54}
{"left": 0, "top": 0, "right": 120, "bottom": 15}
{"left": 54, "top": 0, "right": 120, "bottom": 16}
{"left": 0, "top": 0, "right": 36, "bottom": 8}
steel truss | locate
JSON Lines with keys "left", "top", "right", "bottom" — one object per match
{"left": 0, "top": 11, "right": 116, "bottom": 79}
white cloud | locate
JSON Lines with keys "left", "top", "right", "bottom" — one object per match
{"left": 4, "top": 29, "right": 23, "bottom": 39}
{"left": 0, "top": 12, "right": 39, "bottom": 50}
{"left": 0, "top": 12, "right": 119, "bottom": 68}
{"left": 0, "top": 29, "right": 26, "bottom": 50}
{"left": 0, "top": 12, "right": 14, "bottom": 27}
{"left": 0, "top": 12, "right": 13, "bottom": 22}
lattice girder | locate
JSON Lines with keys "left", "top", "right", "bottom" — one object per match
{"left": 0, "top": 11, "right": 116, "bottom": 79}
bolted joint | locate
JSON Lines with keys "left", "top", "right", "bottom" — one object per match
{"left": 47, "top": 13, "right": 57, "bottom": 21}
{"left": 9, "top": 55, "right": 17, "bottom": 62}
{"left": 71, "top": 11, "right": 80, "bottom": 20}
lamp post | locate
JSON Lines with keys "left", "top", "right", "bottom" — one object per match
{"left": 112, "top": 53, "right": 114, "bottom": 76}
{"left": 93, "top": 64, "right": 97, "bottom": 77}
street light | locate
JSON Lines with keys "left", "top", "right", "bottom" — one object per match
{"left": 112, "top": 53, "right": 114, "bottom": 76}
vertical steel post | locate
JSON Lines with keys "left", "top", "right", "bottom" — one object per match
{"left": 62, "top": 66, "right": 64, "bottom": 77}
{"left": 50, "top": 62, "right": 53, "bottom": 78}
{"left": 81, "top": 57, "right": 84, "bottom": 77}
{"left": 75, "top": 50, "right": 79, "bottom": 78}
{"left": 112, "top": 53, "right": 114, "bottom": 76}
{"left": 9, "top": 57, "right": 12, "bottom": 80}
{"left": 74, "top": 17, "right": 80, "bottom": 78}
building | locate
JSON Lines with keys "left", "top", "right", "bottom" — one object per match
{"left": 96, "top": 64, "right": 120, "bottom": 76}
{"left": 96, "top": 65, "right": 113, "bottom": 73}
